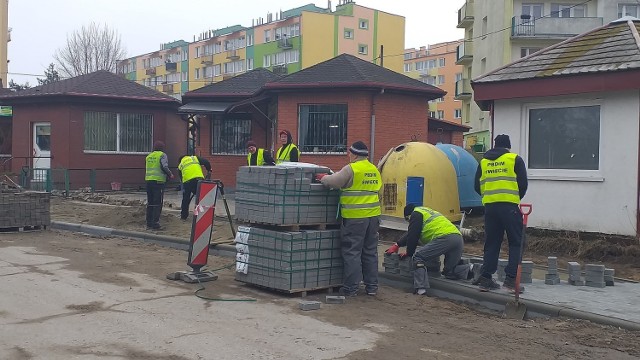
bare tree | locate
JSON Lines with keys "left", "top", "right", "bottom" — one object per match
{"left": 54, "top": 22, "right": 127, "bottom": 77}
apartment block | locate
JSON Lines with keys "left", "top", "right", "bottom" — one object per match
{"left": 116, "top": 0, "right": 405, "bottom": 98}
{"left": 456, "top": 0, "right": 631, "bottom": 152}
{"left": 403, "top": 41, "right": 463, "bottom": 123}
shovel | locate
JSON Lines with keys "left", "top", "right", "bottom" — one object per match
{"left": 505, "top": 203, "right": 532, "bottom": 320}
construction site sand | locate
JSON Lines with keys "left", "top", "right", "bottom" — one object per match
{"left": 1, "top": 231, "right": 639, "bottom": 359}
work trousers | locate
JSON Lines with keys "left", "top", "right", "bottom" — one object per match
{"left": 341, "top": 216, "right": 380, "bottom": 294}
{"left": 413, "top": 233, "right": 464, "bottom": 290}
{"left": 145, "top": 181, "right": 165, "bottom": 227}
{"left": 181, "top": 178, "right": 202, "bottom": 220}
{"left": 481, "top": 202, "right": 523, "bottom": 280}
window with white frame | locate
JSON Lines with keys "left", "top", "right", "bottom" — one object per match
{"left": 247, "top": 34, "right": 254, "bottom": 46}
{"left": 204, "top": 44, "right": 214, "bottom": 55}
{"left": 263, "top": 54, "right": 272, "bottom": 67}
{"left": 415, "top": 61, "right": 425, "bottom": 71}
{"left": 619, "top": 4, "right": 639, "bottom": 17}
{"left": 195, "top": 68, "right": 201, "bottom": 79}
{"left": 437, "top": 75, "right": 445, "bottom": 85}
{"left": 423, "top": 76, "right": 436, "bottom": 85}
{"left": 344, "top": 28, "right": 354, "bottom": 39}
{"left": 181, "top": 71, "right": 188, "bottom": 82}
{"left": 522, "top": 3, "right": 543, "bottom": 19}
{"left": 551, "top": 3, "right": 586, "bottom": 17}
{"left": 290, "top": 23, "right": 300, "bottom": 37}
{"left": 404, "top": 53, "right": 412, "bottom": 60}
{"left": 298, "top": 104, "right": 348, "bottom": 153}
{"left": 429, "top": 111, "right": 436, "bottom": 118}
{"left": 454, "top": 109, "right": 462, "bottom": 118}
{"left": 84, "top": 111, "right": 153, "bottom": 153}
{"left": 204, "top": 66, "right": 214, "bottom": 78}
{"left": 521, "top": 47, "right": 542, "bottom": 58}
{"left": 213, "top": 64, "right": 221, "bottom": 77}
{"left": 224, "top": 60, "right": 245, "bottom": 74}
{"left": 528, "top": 105, "right": 600, "bottom": 170}
{"left": 264, "top": 29, "right": 271, "bottom": 42}
{"left": 358, "top": 44, "right": 368, "bottom": 55}
{"left": 404, "top": 63, "right": 411, "bottom": 72}
{"left": 214, "top": 42, "right": 222, "bottom": 54}
{"left": 437, "top": 110, "right": 444, "bottom": 119}
{"left": 285, "top": 50, "right": 299, "bottom": 63}
{"left": 247, "top": 58, "right": 254, "bottom": 70}
{"left": 166, "top": 72, "right": 180, "bottom": 83}
{"left": 359, "top": 19, "right": 369, "bottom": 29}
{"left": 439, "top": 58, "right": 446, "bottom": 67}
{"left": 455, "top": 72, "right": 463, "bottom": 82}
{"left": 212, "top": 117, "right": 252, "bottom": 154}
{"left": 195, "top": 47, "right": 202, "bottom": 58}
{"left": 182, "top": 50, "right": 188, "bottom": 61}
{"left": 275, "top": 52, "right": 286, "bottom": 65}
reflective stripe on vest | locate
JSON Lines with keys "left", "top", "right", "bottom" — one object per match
{"left": 340, "top": 159, "right": 382, "bottom": 219}
{"left": 247, "top": 148, "right": 265, "bottom": 166}
{"left": 414, "top": 207, "right": 461, "bottom": 244}
{"left": 479, "top": 152, "right": 520, "bottom": 205}
{"left": 276, "top": 143, "right": 298, "bottom": 164}
{"left": 145, "top": 151, "right": 167, "bottom": 183}
{"left": 179, "top": 156, "right": 204, "bottom": 182}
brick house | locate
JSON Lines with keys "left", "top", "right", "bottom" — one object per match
{"left": 0, "top": 71, "right": 184, "bottom": 190}
{"left": 182, "top": 54, "right": 464, "bottom": 187}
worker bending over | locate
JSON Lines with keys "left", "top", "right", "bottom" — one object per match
{"left": 177, "top": 154, "right": 212, "bottom": 220}
{"left": 386, "top": 204, "right": 469, "bottom": 296}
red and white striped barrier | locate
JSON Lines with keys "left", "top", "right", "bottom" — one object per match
{"left": 187, "top": 180, "right": 218, "bottom": 272}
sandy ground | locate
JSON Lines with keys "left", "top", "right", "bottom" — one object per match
{"left": 2, "top": 196, "right": 626, "bottom": 359}
{"left": 1, "top": 230, "right": 639, "bottom": 360}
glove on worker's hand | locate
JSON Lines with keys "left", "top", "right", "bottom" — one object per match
{"left": 385, "top": 243, "right": 400, "bottom": 255}
{"left": 314, "top": 173, "right": 328, "bottom": 182}
{"left": 399, "top": 252, "right": 410, "bottom": 260}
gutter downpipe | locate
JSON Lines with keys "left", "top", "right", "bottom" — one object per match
{"left": 370, "top": 88, "right": 384, "bottom": 162}
{"left": 489, "top": 100, "right": 495, "bottom": 148}
{"left": 637, "top": 90, "right": 640, "bottom": 239}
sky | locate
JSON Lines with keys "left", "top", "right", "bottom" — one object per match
{"left": 7, "top": 0, "right": 465, "bottom": 85}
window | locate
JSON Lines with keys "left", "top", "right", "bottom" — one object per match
{"left": 290, "top": 23, "right": 300, "bottom": 37}
{"left": 482, "top": 16, "right": 488, "bottom": 38}
{"left": 520, "top": 47, "right": 542, "bottom": 58}
{"left": 528, "top": 105, "right": 600, "bottom": 170}
{"left": 214, "top": 42, "right": 222, "bottom": 54}
{"left": 247, "top": 34, "right": 254, "bottom": 46}
{"left": 195, "top": 47, "right": 202, "bottom": 58}
{"left": 522, "top": 3, "right": 543, "bottom": 19}
{"left": 415, "top": 61, "right": 425, "bottom": 71}
{"left": 166, "top": 72, "right": 180, "bottom": 83}
{"left": 204, "top": 66, "right": 214, "bottom": 78}
{"left": 213, "top": 64, "right": 221, "bottom": 77}
{"left": 455, "top": 72, "right": 463, "bottom": 82}
{"left": 181, "top": 50, "right": 188, "bottom": 61}
{"left": 212, "top": 118, "right": 252, "bottom": 154}
{"left": 437, "top": 110, "right": 445, "bottom": 119}
{"left": 437, "top": 75, "right": 445, "bottom": 85}
{"left": 344, "top": 28, "right": 354, "bottom": 39}
{"left": 358, "top": 44, "right": 368, "bottom": 55}
{"left": 298, "top": 104, "right": 348, "bottom": 153}
{"left": 247, "top": 58, "right": 254, "bottom": 70}
{"left": 423, "top": 76, "right": 436, "bottom": 85}
{"left": 224, "top": 61, "right": 244, "bottom": 74}
{"left": 264, "top": 29, "right": 271, "bottom": 42}
{"left": 619, "top": 4, "right": 638, "bottom": 17}
{"left": 263, "top": 54, "right": 272, "bottom": 67}
{"left": 181, "top": 71, "right": 188, "bottom": 82}
{"left": 551, "top": 4, "right": 586, "bottom": 17}
{"left": 275, "top": 52, "right": 286, "bottom": 65}
{"left": 84, "top": 112, "right": 152, "bottom": 153}
{"left": 454, "top": 109, "right": 462, "bottom": 119}
{"left": 359, "top": 19, "right": 369, "bottom": 29}
{"left": 404, "top": 63, "right": 411, "bottom": 72}
{"left": 285, "top": 49, "right": 299, "bottom": 64}
{"left": 429, "top": 111, "right": 436, "bottom": 118}
{"left": 404, "top": 53, "right": 413, "bottom": 60}
{"left": 439, "top": 58, "right": 446, "bottom": 67}
{"left": 195, "top": 68, "right": 201, "bottom": 79}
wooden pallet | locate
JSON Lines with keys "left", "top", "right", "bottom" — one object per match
{"left": 236, "top": 279, "right": 341, "bottom": 297}
{"left": 0, "top": 225, "right": 47, "bottom": 233}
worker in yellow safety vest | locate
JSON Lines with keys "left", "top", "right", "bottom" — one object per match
{"left": 145, "top": 141, "right": 174, "bottom": 230}
{"left": 385, "top": 204, "right": 471, "bottom": 296}
{"left": 473, "top": 134, "right": 528, "bottom": 292}
{"left": 177, "top": 154, "right": 212, "bottom": 220}
{"left": 246, "top": 140, "right": 275, "bottom": 166}
{"left": 275, "top": 130, "right": 299, "bottom": 164}
{"left": 317, "top": 141, "right": 382, "bottom": 297}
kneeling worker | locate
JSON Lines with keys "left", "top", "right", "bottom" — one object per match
{"left": 177, "top": 154, "right": 212, "bottom": 220}
{"left": 385, "top": 204, "right": 469, "bottom": 295}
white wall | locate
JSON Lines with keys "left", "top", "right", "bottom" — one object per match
{"left": 494, "top": 90, "right": 640, "bottom": 235}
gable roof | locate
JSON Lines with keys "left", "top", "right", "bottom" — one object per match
{"left": 184, "top": 68, "right": 281, "bottom": 99}
{"left": 475, "top": 18, "right": 640, "bottom": 84}
{"left": 0, "top": 70, "right": 179, "bottom": 104}
{"left": 264, "top": 54, "right": 446, "bottom": 98}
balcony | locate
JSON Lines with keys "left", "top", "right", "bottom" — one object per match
{"left": 456, "top": 41, "right": 473, "bottom": 65}
{"left": 165, "top": 62, "right": 177, "bottom": 72}
{"left": 272, "top": 65, "right": 288, "bottom": 75}
{"left": 454, "top": 79, "right": 472, "bottom": 100}
{"left": 145, "top": 68, "right": 156, "bottom": 76}
{"left": 226, "top": 49, "right": 240, "bottom": 60}
{"left": 511, "top": 16, "right": 603, "bottom": 39}
{"left": 200, "top": 55, "right": 214, "bottom": 65}
{"left": 277, "top": 37, "right": 293, "bottom": 49}
{"left": 457, "top": 1, "right": 474, "bottom": 28}
{"left": 162, "top": 83, "right": 175, "bottom": 94}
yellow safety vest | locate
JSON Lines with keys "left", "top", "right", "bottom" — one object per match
{"left": 178, "top": 156, "right": 204, "bottom": 182}
{"left": 276, "top": 143, "right": 298, "bottom": 164}
{"left": 145, "top": 151, "right": 166, "bottom": 183}
{"left": 247, "top": 148, "right": 265, "bottom": 166}
{"left": 414, "top": 207, "right": 461, "bottom": 245}
{"left": 479, "top": 152, "right": 520, "bottom": 205}
{"left": 340, "top": 159, "right": 382, "bottom": 219}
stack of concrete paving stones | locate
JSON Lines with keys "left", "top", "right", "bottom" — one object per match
{"left": 383, "top": 254, "right": 443, "bottom": 279}
{"left": 604, "top": 268, "right": 615, "bottom": 286}
{"left": 235, "top": 165, "right": 340, "bottom": 226}
{"left": 567, "top": 262, "right": 585, "bottom": 286}
{"left": 235, "top": 227, "right": 344, "bottom": 292}
{"left": 545, "top": 256, "right": 561, "bottom": 285}
{"left": 497, "top": 259, "right": 508, "bottom": 281}
{"left": 0, "top": 190, "right": 50, "bottom": 229}
{"left": 585, "top": 264, "right": 606, "bottom": 288}
{"left": 382, "top": 253, "right": 400, "bottom": 275}
{"left": 520, "top": 261, "right": 534, "bottom": 283}
{"left": 234, "top": 164, "right": 344, "bottom": 293}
